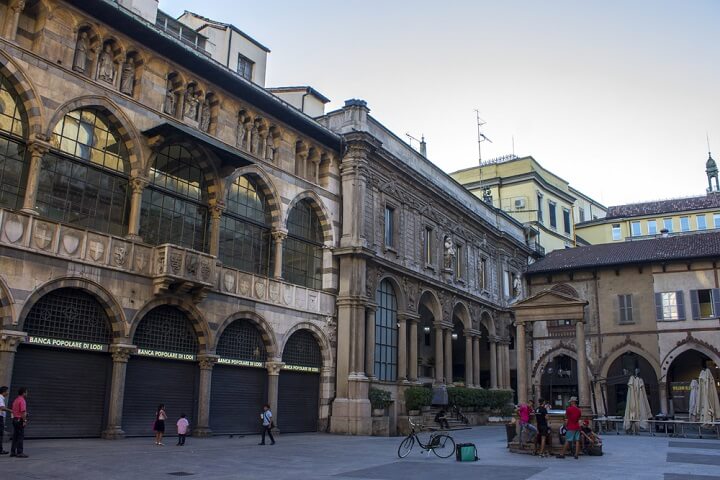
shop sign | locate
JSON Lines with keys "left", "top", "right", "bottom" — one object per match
{"left": 283, "top": 364, "right": 320, "bottom": 373}
{"left": 27, "top": 336, "right": 108, "bottom": 352}
{"left": 217, "top": 358, "right": 265, "bottom": 368}
{"left": 136, "top": 348, "right": 196, "bottom": 361}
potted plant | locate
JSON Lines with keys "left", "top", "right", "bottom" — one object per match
{"left": 369, "top": 387, "right": 392, "bottom": 416}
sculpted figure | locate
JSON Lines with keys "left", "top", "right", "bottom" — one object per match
{"left": 443, "top": 236, "right": 455, "bottom": 270}
{"left": 236, "top": 119, "right": 247, "bottom": 149}
{"left": 119, "top": 57, "right": 135, "bottom": 95}
{"left": 163, "top": 79, "right": 176, "bottom": 115}
{"left": 97, "top": 44, "right": 116, "bottom": 84}
{"left": 250, "top": 126, "right": 260, "bottom": 154}
{"left": 199, "top": 98, "right": 211, "bottom": 132}
{"left": 183, "top": 85, "right": 199, "bottom": 120}
{"left": 73, "top": 31, "right": 90, "bottom": 73}
{"left": 265, "top": 134, "right": 275, "bottom": 161}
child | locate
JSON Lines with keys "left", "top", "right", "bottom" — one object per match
{"left": 580, "top": 419, "right": 601, "bottom": 451}
{"left": 176, "top": 414, "right": 189, "bottom": 446}
{"left": 434, "top": 409, "right": 450, "bottom": 430}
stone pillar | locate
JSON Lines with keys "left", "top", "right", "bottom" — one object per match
{"left": 126, "top": 176, "right": 148, "bottom": 240}
{"left": 102, "top": 344, "right": 136, "bottom": 439}
{"left": 658, "top": 381, "right": 668, "bottom": 415}
{"left": 271, "top": 229, "right": 287, "bottom": 279}
{"left": 444, "top": 328, "right": 452, "bottom": 385}
{"left": 0, "top": 330, "right": 25, "bottom": 392}
{"left": 20, "top": 141, "right": 50, "bottom": 215}
{"left": 365, "top": 305, "right": 376, "bottom": 379}
{"left": 3, "top": 0, "right": 25, "bottom": 41}
{"left": 575, "top": 320, "right": 590, "bottom": 410}
{"left": 516, "top": 322, "right": 527, "bottom": 404}
{"left": 194, "top": 354, "right": 218, "bottom": 437}
{"left": 266, "top": 360, "right": 284, "bottom": 427}
{"left": 434, "top": 323, "right": 444, "bottom": 384}
{"left": 504, "top": 342, "right": 511, "bottom": 389}
{"left": 354, "top": 301, "right": 366, "bottom": 378}
{"left": 208, "top": 200, "right": 225, "bottom": 258}
{"left": 397, "top": 315, "right": 407, "bottom": 381}
{"left": 472, "top": 336, "right": 480, "bottom": 387}
{"left": 489, "top": 340, "right": 498, "bottom": 389}
{"left": 408, "top": 317, "right": 418, "bottom": 382}
{"left": 464, "top": 332, "right": 473, "bottom": 387}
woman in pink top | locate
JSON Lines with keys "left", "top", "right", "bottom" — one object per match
{"left": 153, "top": 404, "right": 167, "bottom": 446}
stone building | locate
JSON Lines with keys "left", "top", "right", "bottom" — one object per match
{"left": 319, "top": 101, "right": 534, "bottom": 434}
{"left": 515, "top": 232, "right": 720, "bottom": 417}
{"left": 0, "top": 0, "right": 342, "bottom": 438}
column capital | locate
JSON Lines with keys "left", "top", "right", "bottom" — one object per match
{"left": 266, "top": 360, "right": 285, "bottom": 376}
{"left": 398, "top": 312, "right": 420, "bottom": 323}
{"left": 27, "top": 139, "right": 51, "bottom": 156}
{"left": 208, "top": 200, "right": 226, "bottom": 219}
{"left": 109, "top": 343, "right": 137, "bottom": 363}
{"left": 0, "top": 330, "right": 26, "bottom": 352}
{"left": 365, "top": 302, "right": 378, "bottom": 313}
{"left": 271, "top": 229, "right": 288, "bottom": 241}
{"left": 129, "top": 176, "right": 149, "bottom": 194}
{"left": 9, "top": 0, "right": 26, "bottom": 12}
{"left": 198, "top": 354, "right": 219, "bottom": 370}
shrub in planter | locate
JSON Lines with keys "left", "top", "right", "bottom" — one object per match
{"left": 369, "top": 387, "right": 392, "bottom": 410}
{"left": 404, "top": 386, "right": 432, "bottom": 412}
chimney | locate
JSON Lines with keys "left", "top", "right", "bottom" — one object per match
{"left": 116, "top": 0, "right": 159, "bottom": 24}
{"left": 660, "top": 228, "right": 669, "bottom": 238}
{"left": 419, "top": 135, "right": 427, "bottom": 157}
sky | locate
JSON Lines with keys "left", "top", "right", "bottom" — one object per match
{"left": 162, "top": 0, "right": 720, "bottom": 206}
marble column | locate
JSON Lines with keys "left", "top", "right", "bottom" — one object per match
{"left": 658, "top": 381, "right": 668, "bottom": 415}
{"left": 208, "top": 201, "right": 225, "bottom": 257}
{"left": 575, "top": 320, "right": 590, "bottom": 410}
{"left": 397, "top": 315, "right": 407, "bottom": 381}
{"left": 464, "top": 332, "right": 473, "bottom": 387}
{"left": 408, "top": 317, "right": 418, "bottom": 382}
{"left": 271, "top": 229, "right": 287, "bottom": 279}
{"left": 444, "top": 328, "right": 452, "bottom": 385}
{"left": 355, "top": 301, "right": 366, "bottom": 378}
{"left": 516, "top": 322, "right": 528, "bottom": 404}
{"left": 126, "top": 176, "right": 148, "bottom": 240}
{"left": 20, "top": 141, "right": 50, "bottom": 215}
{"left": 194, "top": 354, "right": 218, "bottom": 437}
{"left": 102, "top": 344, "right": 136, "bottom": 439}
{"left": 266, "top": 360, "right": 284, "bottom": 427}
{"left": 365, "top": 305, "right": 376, "bottom": 379}
{"left": 3, "top": 0, "right": 25, "bottom": 41}
{"left": 0, "top": 330, "right": 25, "bottom": 392}
{"left": 434, "top": 323, "right": 443, "bottom": 384}
{"left": 503, "top": 342, "right": 511, "bottom": 389}
{"left": 472, "top": 336, "right": 480, "bottom": 387}
{"left": 489, "top": 340, "right": 498, "bottom": 389}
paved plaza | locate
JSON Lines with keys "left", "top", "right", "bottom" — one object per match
{"left": 2, "top": 426, "right": 720, "bottom": 480}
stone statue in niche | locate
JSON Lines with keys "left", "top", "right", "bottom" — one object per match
{"left": 236, "top": 119, "right": 247, "bottom": 149}
{"left": 119, "top": 57, "right": 135, "bottom": 95}
{"left": 163, "top": 79, "right": 176, "bottom": 115}
{"left": 183, "top": 85, "right": 199, "bottom": 120}
{"left": 512, "top": 274, "right": 521, "bottom": 297}
{"left": 265, "top": 133, "right": 275, "bottom": 161}
{"left": 250, "top": 125, "right": 260, "bottom": 154}
{"left": 443, "top": 236, "right": 455, "bottom": 270}
{"left": 97, "top": 44, "right": 116, "bottom": 84}
{"left": 73, "top": 31, "right": 90, "bottom": 73}
{"left": 199, "top": 98, "right": 211, "bottom": 132}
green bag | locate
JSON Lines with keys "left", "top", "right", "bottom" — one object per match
{"left": 455, "top": 443, "right": 478, "bottom": 462}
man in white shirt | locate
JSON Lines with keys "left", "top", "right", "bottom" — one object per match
{"left": 0, "top": 386, "right": 10, "bottom": 454}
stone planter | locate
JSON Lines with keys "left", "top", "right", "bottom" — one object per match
{"left": 372, "top": 408, "right": 386, "bottom": 417}
{"left": 408, "top": 410, "right": 420, "bottom": 416}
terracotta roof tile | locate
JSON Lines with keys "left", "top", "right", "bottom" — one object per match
{"left": 605, "top": 193, "right": 720, "bottom": 219}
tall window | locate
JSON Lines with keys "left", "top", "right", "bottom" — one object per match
{"left": 630, "top": 221, "right": 642, "bottom": 237}
{"left": 374, "top": 279, "right": 398, "bottom": 381}
{"left": 690, "top": 289, "right": 720, "bottom": 319}
{"left": 283, "top": 199, "right": 323, "bottom": 289}
{"left": 562, "top": 208, "right": 571, "bottom": 234}
{"left": 38, "top": 109, "right": 130, "bottom": 235}
{"left": 423, "top": 226, "right": 433, "bottom": 265}
{"left": 697, "top": 215, "right": 707, "bottom": 230}
{"left": 384, "top": 205, "right": 395, "bottom": 248}
{"left": 655, "top": 291, "right": 685, "bottom": 321}
{"left": 648, "top": 220, "right": 657, "bottom": 235}
{"left": 548, "top": 201, "right": 557, "bottom": 228}
{"left": 237, "top": 54, "right": 254, "bottom": 81}
{"left": 537, "top": 194, "right": 543, "bottom": 223}
{"left": 0, "top": 74, "right": 28, "bottom": 210}
{"left": 503, "top": 270, "right": 511, "bottom": 298}
{"left": 618, "top": 294, "right": 633, "bottom": 324}
{"left": 578, "top": 208, "right": 586, "bottom": 222}
{"left": 714, "top": 213, "right": 720, "bottom": 229}
{"left": 680, "top": 216, "right": 690, "bottom": 232}
{"left": 479, "top": 257, "right": 488, "bottom": 290}
{"left": 611, "top": 224, "right": 621, "bottom": 241}
{"left": 663, "top": 218, "right": 673, "bottom": 232}
{"left": 455, "top": 243, "right": 464, "bottom": 278}
{"left": 219, "top": 175, "right": 271, "bottom": 275}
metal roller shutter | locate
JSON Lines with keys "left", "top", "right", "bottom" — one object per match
{"left": 122, "top": 357, "right": 198, "bottom": 436}
{"left": 278, "top": 371, "right": 320, "bottom": 433}
{"left": 210, "top": 366, "right": 267, "bottom": 435}
{"left": 11, "top": 346, "right": 110, "bottom": 438}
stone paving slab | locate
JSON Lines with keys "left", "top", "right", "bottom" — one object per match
{"left": 668, "top": 441, "right": 720, "bottom": 450}
{"left": 666, "top": 452, "right": 720, "bottom": 466}
{"left": 339, "top": 462, "right": 544, "bottom": 480}
{"left": 665, "top": 475, "right": 720, "bottom": 480}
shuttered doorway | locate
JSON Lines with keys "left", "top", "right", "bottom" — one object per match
{"left": 210, "top": 366, "right": 267, "bottom": 434}
{"left": 278, "top": 370, "right": 319, "bottom": 433}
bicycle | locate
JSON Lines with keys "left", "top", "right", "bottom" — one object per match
{"left": 397, "top": 419, "right": 456, "bottom": 458}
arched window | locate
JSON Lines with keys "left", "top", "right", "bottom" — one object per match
{"left": 216, "top": 320, "right": 268, "bottom": 362}
{"left": 282, "top": 330, "right": 322, "bottom": 368}
{"left": 374, "top": 279, "right": 398, "bottom": 381}
{"left": 283, "top": 199, "right": 323, "bottom": 289}
{"left": 219, "top": 175, "right": 271, "bottom": 275}
{"left": 0, "top": 73, "right": 28, "bottom": 209}
{"left": 38, "top": 108, "right": 130, "bottom": 235}
{"left": 140, "top": 145, "right": 209, "bottom": 252}
{"left": 133, "top": 305, "right": 198, "bottom": 355}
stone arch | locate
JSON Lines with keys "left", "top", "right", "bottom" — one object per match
{"left": 531, "top": 344, "right": 594, "bottom": 387}
{"left": 214, "top": 310, "right": 278, "bottom": 358}
{"left": 376, "top": 273, "right": 407, "bottom": 313}
{"left": 224, "top": 165, "right": 283, "bottom": 229}
{"left": 0, "top": 274, "right": 16, "bottom": 327}
{"left": 418, "top": 289, "right": 442, "bottom": 320}
{"left": 280, "top": 322, "right": 332, "bottom": 368}
{"left": 551, "top": 283, "right": 580, "bottom": 298}
{"left": 0, "top": 50, "right": 44, "bottom": 136}
{"left": 479, "top": 309, "right": 496, "bottom": 336}
{"left": 600, "top": 345, "right": 662, "bottom": 383}
{"left": 452, "top": 300, "right": 472, "bottom": 330}
{"left": 660, "top": 340, "right": 720, "bottom": 382}
{"left": 45, "top": 96, "right": 143, "bottom": 175}
{"left": 16, "top": 277, "right": 126, "bottom": 339}
{"left": 129, "top": 296, "right": 210, "bottom": 353}
{"left": 284, "top": 190, "right": 335, "bottom": 245}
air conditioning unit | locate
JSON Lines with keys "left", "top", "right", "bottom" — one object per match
{"left": 514, "top": 198, "right": 526, "bottom": 210}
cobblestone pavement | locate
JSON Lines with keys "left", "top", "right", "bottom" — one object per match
{"left": 2, "top": 426, "right": 719, "bottom": 480}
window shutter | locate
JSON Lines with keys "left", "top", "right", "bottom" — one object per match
{"left": 676, "top": 291, "right": 686, "bottom": 321}
{"left": 654, "top": 293, "right": 664, "bottom": 321}
{"left": 616, "top": 295, "right": 624, "bottom": 323}
{"left": 626, "top": 295, "right": 633, "bottom": 323}
{"left": 712, "top": 289, "right": 720, "bottom": 318}
{"left": 690, "top": 290, "right": 700, "bottom": 320}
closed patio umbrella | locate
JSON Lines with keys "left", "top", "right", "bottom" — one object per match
{"left": 624, "top": 375, "right": 652, "bottom": 431}
{"left": 688, "top": 379, "right": 700, "bottom": 421}
{"left": 698, "top": 368, "right": 720, "bottom": 426}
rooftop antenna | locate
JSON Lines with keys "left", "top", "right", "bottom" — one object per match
{"left": 475, "top": 109, "right": 492, "bottom": 165}
{"left": 707, "top": 132, "right": 712, "bottom": 155}
{"left": 406, "top": 132, "right": 427, "bottom": 157}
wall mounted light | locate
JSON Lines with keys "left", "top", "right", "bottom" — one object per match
{"left": 423, "top": 326, "right": 431, "bottom": 333}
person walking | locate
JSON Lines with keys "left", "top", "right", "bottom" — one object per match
{"left": 534, "top": 398, "right": 550, "bottom": 457}
{"left": 258, "top": 404, "right": 275, "bottom": 445}
{"left": 0, "top": 386, "right": 10, "bottom": 455}
{"left": 517, "top": 400, "right": 538, "bottom": 446}
{"left": 557, "top": 396, "right": 582, "bottom": 459}
{"left": 176, "top": 413, "right": 189, "bottom": 446}
{"left": 153, "top": 404, "right": 167, "bottom": 446}
{"left": 10, "top": 387, "right": 28, "bottom": 458}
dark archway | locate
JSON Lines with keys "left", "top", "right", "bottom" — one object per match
{"left": 606, "top": 352, "right": 660, "bottom": 416}
{"left": 541, "top": 354, "right": 578, "bottom": 409}
{"left": 667, "top": 349, "right": 717, "bottom": 415}
{"left": 279, "top": 330, "right": 323, "bottom": 433}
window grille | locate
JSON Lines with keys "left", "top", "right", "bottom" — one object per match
{"left": 23, "top": 288, "right": 113, "bottom": 344}
{"left": 374, "top": 279, "right": 398, "bottom": 381}
{"left": 283, "top": 199, "right": 323, "bottom": 289}
{"left": 216, "top": 320, "right": 268, "bottom": 361}
{"left": 133, "top": 306, "right": 198, "bottom": 354}
{"left": 0, "top": 74, "right": 25, "bottom": 137}
{"left": 282, "top": 330, "right": 322, "bottom": 368}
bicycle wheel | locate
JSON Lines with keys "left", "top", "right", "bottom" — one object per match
{"left": 431, "top": 434, "right": 456, "bottom": 458}
{"left": 397, "top": 435, "right": 415, "bottom": 458}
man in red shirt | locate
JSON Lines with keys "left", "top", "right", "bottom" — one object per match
{"left": 557, "top": 396, "right": 582, "bottom": 459}
{"left": 10, "top": 387, "right": 28, "bottom": 458}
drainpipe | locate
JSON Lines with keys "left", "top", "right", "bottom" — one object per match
{"left": 225, "top": 27, "right": 233, "bottom": 69}
{"left": 301, "top": 87, "right": 311, "bottom": 114}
